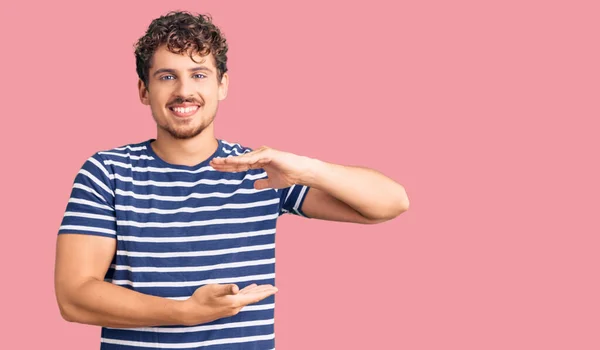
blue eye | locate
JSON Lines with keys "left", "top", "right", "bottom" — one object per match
{"left": 160, "top": 75, "right": 175, "bottom": 80}
{"left": 193, "top": 74, "right": 206, "bottom": 79}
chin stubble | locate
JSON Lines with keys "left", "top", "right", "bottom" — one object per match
{"left": 155, "top": 113, "right": 216, "bottom": 140}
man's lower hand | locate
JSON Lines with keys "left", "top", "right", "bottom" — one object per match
{"left": 178, "top": 283, "right": 279, "bottom": 326}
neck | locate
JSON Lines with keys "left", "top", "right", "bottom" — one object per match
{"left": 151, "top": 123, "right": 219, "bottom": 167}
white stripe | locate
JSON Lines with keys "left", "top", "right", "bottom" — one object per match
{"left": 103, "top": 160, "right": 216, "bottom": 174}
{"left": 87, "top": 157, "right": 111, "bottom": 179}
{"left": 101, "top": 333, "right": 274, "bottom": 348}
{"left": 79, "top": 169, "right": 115, "bottom": 197}
{"left": 117, "top": 228, "right": 275, "bottom": 243}
{"left": 222, "top": 147, "right": 250, "bottom": 155}
{"left": 111, "top": 258, "right": 275, "bottom": 273}
{"left": 113, "top": 145, "right": 147, "bottom": 151}
{"left": 72, "top": 184, "right": 110, "bottom": 205}
{"left": 112, "top": 273, "right": 275, "bottom": 288}
{"left": 107, "top": 318, "right": 274, "bottom": 333}
{"left": 59, "top": 225, "right": 116, "bottom": 235}
{"left": 98, "top": 151, "right": 154, "bottom": 160}
{"left": 115, "top": 187, "right": 268, "bottom": 202}
{"left": 221, "top": 140, "right": 242, "bottom": 148}
{"left": 115, "top": 198, "right": 278, "bottom": 215}
{"left": 68, "top": 197, "right": 113, "bottom": 212}
{"left": 284, "top": 185, "right": 294, "bottom": 204}
{"left": 108, "top": 171, "right": 266, "bottom": 187}
{"left": 294, "top": 185, "right": 308, "bottom": 209}
{"left": 241, "top": 303, "right": 275, "bottom": 312}
{"left": 64, "top": 212, "right": 115, "bottom": 221}
{"left": 117, "top": 243, "right": 274, "bottom": 258}
{"left": 117, "top": 213, "right": 278, "bottom": 228}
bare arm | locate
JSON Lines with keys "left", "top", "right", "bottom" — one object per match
{"left": 301, "top": 159, "right": 410, "bottom": 224}
{"left": 54, "top": 233, "right": 185, "bottom": 328}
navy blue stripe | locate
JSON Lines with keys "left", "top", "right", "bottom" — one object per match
{"left": 110, "top": 261, "right": 275, "bottom": 283}
{"left": 115, "top": 219, "right": 278, "bottom": 238}
{"left": 117, "top": 231, "right": 274, "bottom": 252}
{"left": 115, "top": 202, "right": 279, "bottom": 222}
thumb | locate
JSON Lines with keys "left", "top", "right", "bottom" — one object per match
{"left": 216, "top": 284, "right": 239, "bottom": 296}
{"left": 254, "top": 179, "right": 271, "bottom": 190}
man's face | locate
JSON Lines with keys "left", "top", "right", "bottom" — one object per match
{"left": 138, "top": 45, "right": 228, "bottom": 139}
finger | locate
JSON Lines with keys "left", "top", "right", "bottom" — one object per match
{"left": 212, "top": 160, "right": 267, "bottom": 173}
{"left": 215, "top": 283, "right": 239, "bottom": 296}
{"left": 253, "top": 179, "right": 271, "bottom": 190}
{"left": 249, "top": 287, "right": 279, "bottom": 301}
{"left": 236, "top": 288, "right": 279, "bottom": 306}
{"left": 244, "top": 285, "right": 278, "bottom": 295}
{"left": 211, "top": 158, "right": 262, "bottom": 169}
{"left": 238, "top": 283, "right": 258, "bottom": 294}
{"left": 220, "top": 151, "right": 270, "bottom": 165}
{"left": 210, "top": 163, "right": 248, "bottom": 172}
{"left": 210, "top": 154, "right": 251, "bottom": 164}
{"left": 229, "top": 156, "right": 264, "bottom": 166}
{"left": 248, "top": 159, "right": 270, "bottom": 169}
{"left": 213, "top": 154, "right": 259, "bottom": 165}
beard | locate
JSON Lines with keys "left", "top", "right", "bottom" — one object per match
{"left": 154, "top": 110, "right": 216, "bottom": 140}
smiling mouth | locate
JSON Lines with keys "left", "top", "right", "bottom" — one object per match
{"left": 169, "top": 105, "right": 200, "bottom": 118}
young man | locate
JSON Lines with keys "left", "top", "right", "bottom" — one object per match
{"left": 54, "top": 11, "right": 409, "bottom": 350}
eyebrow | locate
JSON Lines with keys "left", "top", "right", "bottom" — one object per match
{"left": 153, "top": 66, "right": 213, "bottom": 77}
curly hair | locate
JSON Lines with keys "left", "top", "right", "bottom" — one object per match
{"left": 134, "top": 11, "right": 228, "bottom": 89}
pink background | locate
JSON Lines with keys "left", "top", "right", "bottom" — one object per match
{"left": 1, "top": 0, "right": 599, "bottom": 349}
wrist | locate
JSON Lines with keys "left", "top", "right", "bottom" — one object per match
{"left": 172, "top": 299, "right": 192, "bottom": 325}
{"left": 297, "top": 156, "right": 326, "bottom": 188}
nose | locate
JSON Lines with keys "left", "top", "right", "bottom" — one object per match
{"left": 175, "top": 76, "right": 195, "bottom": 97}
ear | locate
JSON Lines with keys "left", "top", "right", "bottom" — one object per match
{"left": 138, "top": 79, "right": 150, "bottom": 105}
{"left": 218, "top": 72, "right": 229, "bottom": 101}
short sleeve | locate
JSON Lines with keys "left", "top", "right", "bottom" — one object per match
{"left": 277, "top": 184, "right": 311, "bottom": 218}
{"left": 58, "top": 153, "right": 117, "bottom": 239}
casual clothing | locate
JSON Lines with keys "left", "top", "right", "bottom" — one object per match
{"left": 58, "top": 138, "right": 311, "bottom": 349}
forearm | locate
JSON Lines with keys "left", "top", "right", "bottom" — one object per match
{"left": 302, "top": 158, "right": 409, "bottom": 220}
{"left": 58, "top": 278, "right": 185, "bottom": 328}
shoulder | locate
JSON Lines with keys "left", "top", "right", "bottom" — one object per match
{"left": 77, "top": 139, "right": 151, "bottom": 176}
{"left": 97, "top": 139, "right": 150, "bottom": 155}
{"left": 92, "top": 139, "right": 152, "bottom": 162}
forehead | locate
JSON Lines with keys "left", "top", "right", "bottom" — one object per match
{"left": 150, "top": 45, "right": 217, "bottom": 71}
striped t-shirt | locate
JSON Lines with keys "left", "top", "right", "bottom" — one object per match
{"left": 58, "top": 138, "right": 311, "bottom": 350}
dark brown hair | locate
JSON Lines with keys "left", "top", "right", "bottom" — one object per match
{"left": 134, "top": 11, "right": 228, "bottom": 89}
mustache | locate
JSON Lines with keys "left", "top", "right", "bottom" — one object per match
{"left": 167, "top": 97, "right": 204, "bottom": 106}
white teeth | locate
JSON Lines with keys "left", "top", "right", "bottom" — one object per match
{"left": 172, "top": 106, "right": 198, "bottom": 114}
